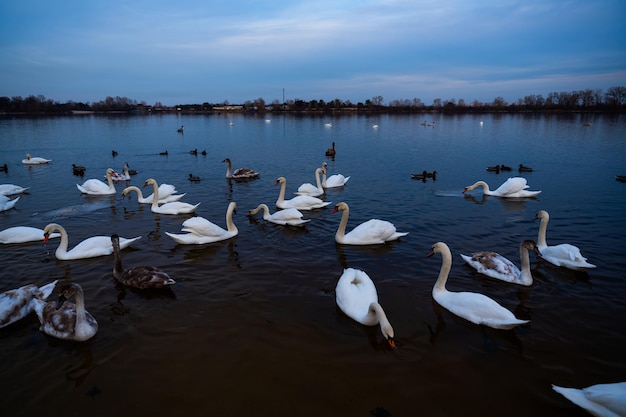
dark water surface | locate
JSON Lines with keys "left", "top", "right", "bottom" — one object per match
{"left": 1, "top": 113, "right": 625, "bottom": 417}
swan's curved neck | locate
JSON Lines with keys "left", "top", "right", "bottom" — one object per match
{"left": 474, "top": 181, "right": 491, "bottom": 194}
{"left": 277, "top": 181, "right": 287, "bottom": 203}
{"left": 322, "top": 170, "right": 327, "bottom": 187}
{"left": 47, "top": 224, "right": 68, "bottom": 256}
{"left": 105, "top": 172, "right": 115, "bottom": 190}
{"left": 518, "top": 245, "right": 533, "bottom": 285}
{"left": 112, "top": 240, "right": 123, "bottom": 277}
{"left": 226, "top": 161, "right": 233, "bottom": 178}
{"left": 369, "top": 302, "right": 393, "bottom": 340}
{"left": 537, "top": 216, "right": 549, "bottom": 248}
{"left": 125, "top": 186, "right": 143, "bottom": 199}
{"left": 149, "top": 181, "right": 160, "bottom": 209}
{"left": 335, "top": 207, "right": 350, "bottom": 241}
{"left": 226, "top": 204, "right": 238, "bottom": 233}
{"left": 315, "top": 168, "right": 324, "bottom": 189}
{"left": 258, "top": 204, "right": 270, "bottom": 219}
{"left": 73, "top": 289, "right": 91, "bottom": 341}
{"left": 434, "top": 249, "right": 452, "bottom": 292}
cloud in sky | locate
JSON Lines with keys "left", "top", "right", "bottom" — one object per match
{"left": 1, "top": 0, "right": 624, "bottom": 105}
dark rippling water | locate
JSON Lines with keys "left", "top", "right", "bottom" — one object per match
{"left": 1, "top": 113, "right": 625, "bottom": 417}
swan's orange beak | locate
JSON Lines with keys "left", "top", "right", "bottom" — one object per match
{"left": 462, "top": 188, "right": 469, "bottom": 193}
{"left": 43, "top": 232, "right": 49, "bottom": 243}
{"left": 388, "top": 338, "right": 397, "bottom": 350}
{"left": 427, "top": 249, "right": 435, "bottom": 258}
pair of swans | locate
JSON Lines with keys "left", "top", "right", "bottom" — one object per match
{"left": 552, "top": 382, "right": 626, "bottom": 417}
{"left": 1, "top": 280, "right": 57, "bottom": 329}
{"left": 0, "top": 195, "right": 19, "bottom": 212}
{"left": 0, "top": 226, "right": 60, "bottom": 244}
{"left": 110, "top": 162, "right": 131, "bottom": 181}
{"left": 141, "top": 178, "right": 200, "bottom": 214}
{"left": 77, "top": 168, "right": 117, "bottom": 195}
{"left": 534, "top": 210, "right": 596, "bottom": 270}
{"left": 122, "top": 183, "right": 186, "bottom": 204}
{"left": 111, "top": 235, "right": 175, "bottom": 289}
{"left": 321, "top": 162, "right": 350, "bottom": 188}
{"left": 247, "top": 203, "right": 310, "bottom": 227}
{"left": 223, "top": 158, "right": 259, "bottom": 179}
{"left": 22, "top": 154, "right": 51, "bottom": 165}
{"left": 332, "top": 202, "right": 408, "bottom": 245}
{"left": 33, "top": 282, "right": 98, "bottom": 341}
{"left": 166, "top": 202, "right": 238, "bottom": 244}
{"left": 275, "top": 177, "right": 331, "bottom": 210}
{"left": 461, "top": 240, "right": 539, "bottom": 286}
{"left": 295, "top": 167, "right": 325, "bottom": 197}
{"left": 428, "top": 242, "right": 529, "bottom": 329}
{"left": 463, "top": 177, "right": 541, "bottom": 198}
{"left": 0, "top": 184, "right": 29, "bottom": 196}
{"left": 336, "top": 268, "right": 396, "bottom": 349}
{"left": 43, "top": 223, "right": 141, "bottom": 260}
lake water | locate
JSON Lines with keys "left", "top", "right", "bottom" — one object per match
{"left": 1, "top": 112, "right": 625, "bottom": 417}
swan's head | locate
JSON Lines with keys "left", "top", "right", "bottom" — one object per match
{"left": 322, "top": 162, "right": 328, "bottom": 169}
{"left": 43, "top": 223, "right": 61, "bottom": 243}
{"left": 111, "top": 234, "right": 121, "bottom": 249}
{"left": 275, "top": 177, "right": 286, "bottom": 186}
{"left": 55, "top": 282, "right": 83, "bottom": 310}
{"left": 143, "top": 178, "right": 157, "bottom": 188}
{"left": 222, "top": 158, "right": 231, "bottom": 164}
{"left": 26, "top": 154, "right": 32, "bottom": 160}
{"left": 534, "top": 210, "right": 549, "bottom": 221}
{"left": 427, "top": 242, "right": 449, "bottom": 258}
{"left": 331, "top": 202, "right": 348, "bottom": 214}
{"left": 105, "top": 168, "right": 115, "bottom": 177}
{"left": 522, "top": 239, "right": 540, "bottom": 255}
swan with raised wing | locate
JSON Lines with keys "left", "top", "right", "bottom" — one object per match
{"left": 552, "top": 382, "right": 626, "bottom": 417}
{"left": 222, "top": 158, "right": 259, "bottom": 179}
{"left": 122, "top": 185, "right": 186, "bottom": 204}
{"left": 1, "top": 280, "right": 57, "bottom": 328}
{"left": 77, "top": 168, "right": 117, "bottom": 195}
{"left": 33, "top": 282, "right": 98, "bottom": 341}
{"left": 275, "top": 177, "right": 331, "bottom": 210}
{"left": 43, "top": 223, "right": 141, "bottom": 260}
{"left": 463, "top": 177, "right": 541, "bottom": 198}
{"left": 111, "top": 234, "right": 175, "bottom": 289}
{"left": 534, "top": 210, "right": 596, "bottom": 270}
{"left": 0, "top": 195, "right": 19, "bottom": 212}
{"left": 247, "top": 203, "right": 310, "bottom": 226}
{"left": 0, "top": 184, "right": 29, "bottom": 196}
{"left": 428, "top": 242, "right": 530, "bottom": 329}
{"left": 22, "top": 154, "right": 51, "bottom": 165}
{"left": 295, "top": 167, "right": 325, "bottom": 197}
{"left": 166, "top": 202, "right": 238, "bottom": 244}
{"left": 460, "top": 240, "right": 539, "bottom": 286}
{"left": 321, "top": 162, "right": 350, "bottom": 188}
{"left": 143, "top": 178, "right": 200, "bottom": 215}
{"left": 335, "top": 268, "right": 396, "bottom": 349}
{"left": 0, "top": 226, "right": 60, "bottom": 244}
{"left": 331, "top": 202, "right": 407, "bottom": 245}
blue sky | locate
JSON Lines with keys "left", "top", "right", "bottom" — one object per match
{"left": 1, "top": 0, "right": 624, "bottom": 106}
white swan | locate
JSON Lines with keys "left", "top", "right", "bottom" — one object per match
{"left": 534, "top": 210, "right": 596, "bottom": 270}
{"left": 275, "top": 177, "right": 331, "bottom": 210}
{"left": 247, "top": 203, "right": 310, "bottom": 227}
{"left": 110, "top": 162, "right": 130, "bottom": 181}
{"left": 0, "top": 226, "right": 60, "bottom": 244}
{"left": 460, "top": 240, "right": 539, "bottom": 286}
{"left": 463, "top": 177, "right": 541, "bottom": 198}
{"left": 552, "top": 382, "right": 626, "bottom": 417}
{"left": 0, "top": 184, "right": 29, "bottom": 196}
{"left": 33, "top": 282, "right": 98, "bottom": 341}
{"left": 111, "top": 234, "right": 175, "bottom": 289}
{"left": 321, "top": 162, "right": 350, "bottom": 188}
{"left": 144, "top": 178, "right": 200, "bottom": 215}
{"left": 222, "top": 158, "right": 259, "bottom": 179}
{"left": 0, "top": 195, "right": 19, "bottom": 212}
{"left": 335, "top": 268, "right": 396, "bottom": 349}
{"left": 76, "top": 167, "right": 117, "bottom": 195}
{"left": 0, "top": 280, "right": 57, "bottom": 328}
{"left": 295, "top": 167, "right": 325, "bottom": 197}
{"left": 22, "top": 153, "right": 51, "bottom": 165}
{"left": 331, "top": 202, "right": 408, "bottom": 245}
{"left": 43, "top": 223, "right": 141, "bottom": 260}
{"left": 427, "top": 242, "right": 530, "bottom": 329}
{"left": 122, "top": 185, "right": 186, "bottom": 204}
{"left": 166, "top": 202, "right": 238, "bottom": 244}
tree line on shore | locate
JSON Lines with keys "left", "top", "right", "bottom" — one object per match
{"left": 1, "top": 86, "right": 625, "bottom": 114}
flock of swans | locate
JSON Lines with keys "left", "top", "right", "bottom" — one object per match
{"left": 1, "top": 151, "right": 619, "bottom": 416}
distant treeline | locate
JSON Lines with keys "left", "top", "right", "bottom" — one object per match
{"left": 1, "top": 86, "right": 625, "bottom": 114}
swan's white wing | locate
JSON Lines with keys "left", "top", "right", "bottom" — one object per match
{"left": 271, "top": 208, "right": 306, "bottom": 222}
{"left": 435, "top": 291, "right": 528, "bottom": 329}
{"left": 280, "top": 195, "right": 331, "bottom": 210}
{"left": 77, "top": 179, "right": 113, "bottom": 194}
{"left": 540, "top": 244, "right": 596, "bottom": 269}
{"left": 0, "top": 196, "right": 20, "bottom": 211}
{"left": 336, "top": 268, "right": 378, "bottom": 325}
{"left": 157, "top": 184, "right": 177, "bottom": 198}
{"left": 493, "top": 177, "right": 528, "bottom": 196}
{"left": 346, "top": 219, "right": 404, "bottom": 244}
{"left": 0, "top": 185, "right": 29, "bottom": 196}
{"left": 0, "top": 226, "right": 60, "bottom": 244}
{"left": 325, "top": 174, "right": 350, "bottom": 188}
{"left": 553, "top": 382, "right": 626, "bottom": 417}
{"left": 181, "top": 216, "right": 225, "bottom": 237}
{"left": 295, "top": 183, "right": 323, "bottom": 196}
